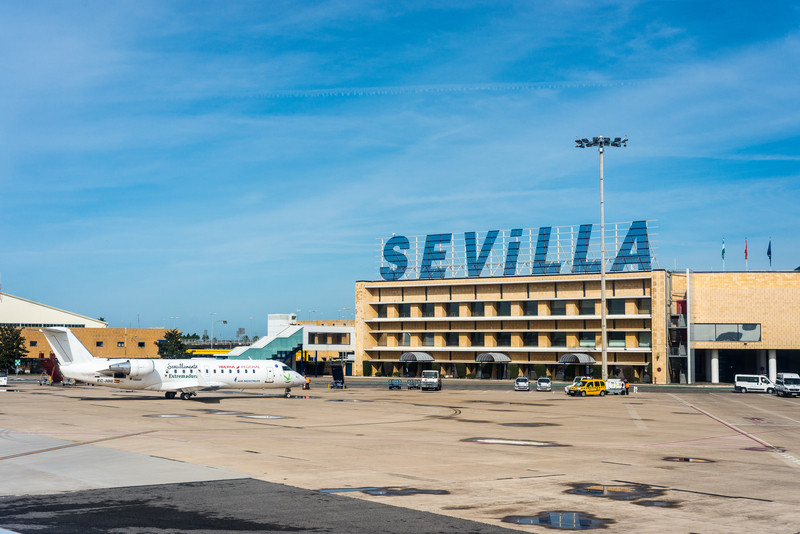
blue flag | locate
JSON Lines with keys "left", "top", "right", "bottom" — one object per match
{"left": 767, "top": 240, "right": 772, "bottom": 266}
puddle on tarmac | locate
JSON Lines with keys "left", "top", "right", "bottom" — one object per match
{"left": 454, "top": 419, "right": 495, "bottom": 424}
{"left": 327, "top": 399, "right": 369, "bottom": 403}
{"left": 239, "top": 414, "right": 290, "bottom": 420}
{"left": 501, "top": 422, "right": 559, "bottom": 428}
{"left": 502, "top": 512, "right": 613, "bottom": 530}
{"left": 566, "top": 483, "right": 666, "bottom": 501}
{"left": 633, "top": 500, "right": 679, "bottom": 508}
{"left": 463, "top": 437, "right": 566, "bottom": 447}
{"left": 663, "top": 457, "right": 714, "bottom": 463}
{"left": 319, "top": 487, "right": 449, "bottom": 496}
{"left": 743, "top": 446, "right": 783, "bottom": 452}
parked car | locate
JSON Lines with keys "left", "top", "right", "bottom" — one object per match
{"left": 775, "top": 373, "right": 800, "bottom": 398}
{"left": 0, "top": 371, "right": 7, "bottom": 386}
{"left": 564, "top": 376, "right": 591, "bottom": 394}
{"left": 536, "top": 377, "right": 552, "bottom": 391}
{"left": 568, "top": 378, "right": 607, "bottom": 397}
{"left": 734, "top": 374, "right": 774, "bottom": 393}
{"left": 514, "top": 377, "right": 531, "bottom": 391}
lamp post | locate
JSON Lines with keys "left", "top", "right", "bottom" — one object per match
{"left": 575, "top": 136, "right": 627, "bottom": 381}
{"left": 210, "top": 313, "right": 228, "bottom": 349}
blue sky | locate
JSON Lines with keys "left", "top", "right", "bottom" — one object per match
{"left": 1, "top": 1, "right": 799, "bottom": 337}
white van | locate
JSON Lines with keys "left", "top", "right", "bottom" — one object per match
{"left": 734, "top": 374, "right": 774, "bottom": 394}
{"left": 775, "top": 373, "right": 800, "bottom": 398}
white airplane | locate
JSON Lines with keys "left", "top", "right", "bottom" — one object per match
{"left": 41, "top": 327, "right": 307, "bottom": 399}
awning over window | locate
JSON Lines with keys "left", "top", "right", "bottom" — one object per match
{"left": 476, "top": 352, "right": 511, "bottom": 363}
{"left": 400, "top": 352, "right": 434, "bottom": 362}
{"left": 558, "top": 353, "right": 597, "bottom": 364}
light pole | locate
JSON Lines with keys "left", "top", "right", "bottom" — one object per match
{"left": 575, "top": 136, "right": 627, "bottom": 381}
{"left": 210, "top": 313, "right": 228, "bottom": 349}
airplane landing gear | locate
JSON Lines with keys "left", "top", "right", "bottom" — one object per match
{"left": 284, "top": 388, "right": 292, "bottom": 398}
{"left": 179, "top": 392, "right": 195, "bottom": 400}
{"left": 165, "top": 391, "right": 176, "bottom": 399}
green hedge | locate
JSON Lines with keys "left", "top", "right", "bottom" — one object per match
{"left": 456, "top": 363, "right": 467, "bottom": 378}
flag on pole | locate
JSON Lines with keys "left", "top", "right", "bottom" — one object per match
{"left": 767, "top": 239, "right": 772, "bottom": 266}
{"left": 744, "top": 239, "right": 748, "bottom": 260}
{"left": 721, "top": 239, "right": 725, "bottom": 260}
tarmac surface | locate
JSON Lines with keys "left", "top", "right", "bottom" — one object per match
{"left": 1, "top": 378, "right": 799, "bottom": 533}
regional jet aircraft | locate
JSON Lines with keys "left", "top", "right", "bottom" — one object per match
{"left": 41, "top": 327, "right": 307, "bottom": 399}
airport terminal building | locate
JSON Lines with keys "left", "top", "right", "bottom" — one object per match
{"left": 354, "top": 221, "right": 800, "bottom": 384}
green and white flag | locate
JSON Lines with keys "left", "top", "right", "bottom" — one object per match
{"left": 721, "top": 239, "right": 725, "bottom": 260}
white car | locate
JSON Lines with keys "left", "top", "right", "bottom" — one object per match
{"left": 536, "top": 377, "right": 552, "bottom": 391}
{"left": 0, "top": 371, "right": 7, "bottom": 386}
{"left": 514, "top": 377, "right": 530, "bottom": 391}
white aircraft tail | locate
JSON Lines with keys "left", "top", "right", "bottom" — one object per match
{"left": 41, "top": 327, "right": 97, "bottom": 366}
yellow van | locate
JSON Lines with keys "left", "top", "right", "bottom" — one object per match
{"left": 568, "top": 378, "right": 607, "bottom": 397}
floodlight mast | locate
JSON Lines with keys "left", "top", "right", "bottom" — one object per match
{"left": 575, "top": 136, "right": 627, "bottom": 382}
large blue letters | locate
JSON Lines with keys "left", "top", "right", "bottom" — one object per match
{"left": 420, "top": 234, "right": 452, "bottom": 279}
{"left": 466, "top": 230, "right": 498, "bottom": 277}
{"left": 380, "top": 235, "right": 409, "bottom": 281}
{"left": 380, "top": 221, "right": 652, "bottom": 280}
{"left": 611, "top": 220, "right": 651, "bottom": 271}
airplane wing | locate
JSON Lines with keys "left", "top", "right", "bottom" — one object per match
{"left": 146, "top": 379, "right": 228, "bottom": 394}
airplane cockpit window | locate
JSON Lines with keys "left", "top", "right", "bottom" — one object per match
{"left": 281, "top": 364, "right": 293, "bottom": 372}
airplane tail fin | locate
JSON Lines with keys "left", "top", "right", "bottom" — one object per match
{"left": 41, "top": 327, "right": 97, "bottom": 367}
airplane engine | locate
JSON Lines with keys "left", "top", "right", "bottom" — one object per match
{"left": 108, "top": 359, "right": 155, "bottom": 377}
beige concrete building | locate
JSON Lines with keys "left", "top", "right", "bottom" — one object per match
{"left": 21, "top": 328, "right": 168, "bottom": 363}
{"left": 0, "top": 292, "right": 167, "bottom": 370}
{"left": 355, "top": 270, "right": 800, "bottom": 384}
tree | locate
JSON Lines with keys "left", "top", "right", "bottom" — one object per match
{"left": 0, "top": 325, "right": 29, "bottom": 372}
{"left": 156, "top": 329, "right": 188, "bottom": 359}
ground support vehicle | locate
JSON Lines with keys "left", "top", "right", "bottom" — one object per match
{"left": 564, "top": 376, "right": 591, "bottom": 394}
{"left": 775, "top": 373, "right": 800, "bottom": 397}
{"left": 568, "top": 379, "right": 607, "bottom": 397}
{"left": 734, "top": 374, "right": 774, "bottom": 393}
{"left": 407, "top": 379, "right": 421, "bottom": 389}
{"left": 421, "top": 370, "right": 442, "bottom": 391}
{"left": 328, "top": 364, "right": 347, "bottom": 389}
{"left": 605, "top": 379, "right": 627, "bottom": 395}
{"left": 388, "top": 379, "right": 402, "bottom": 390}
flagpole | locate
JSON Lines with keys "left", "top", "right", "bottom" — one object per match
{"left": 768, "top": 238, "right": 772, "bottom": 271}
{"left": 745, "top": 238, "right": 749, "bottom": 272}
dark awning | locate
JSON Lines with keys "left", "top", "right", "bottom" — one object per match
{"left": 558, "top": 353, "right": 597, "bottom": 364}
{"left": 400, "top": 352, "right": 434, "bottom": 362}
{"left": 476, "top": 352, "right": 511, "bottom": 363}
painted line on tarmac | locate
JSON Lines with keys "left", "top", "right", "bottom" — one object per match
{"left": 0, "top": 430, "right": 156, "bottom": 461}
{"left": 670, "top": 393, "right": 800, "bottom": 469}
{"left": 668, "top": 393, "right": 774, "bottom": 448}
{"left": 709, "top": 393, "right": 800, "bottom": 425}
{"left": 624, "top": 403, "right": 648, "bottom": 430}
